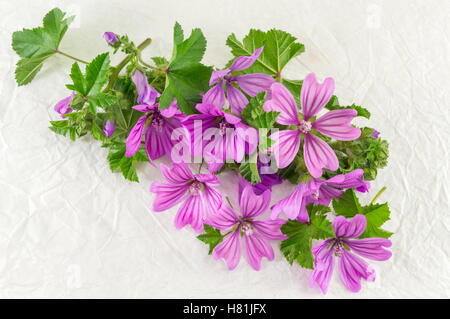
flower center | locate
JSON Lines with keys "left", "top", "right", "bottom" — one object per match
{"left": 333, "top": 240, "right": 345, "bottom": 257}
{"left": 151, "top": 113, "right": 164, "bottom": 132}
{"left": 189, "top": 180, "right": 204, "bottom": 195}
{"left": 240, "top": 221, "right": 254, "bottom": 236}
{"left": 298, "top": 120, "right": 312, "bottom": 134}
{"left": 311, "top": 190, "right": 320, "bottom": 201}
{"left": 218, "top": 120, "right": 232, "bottom": 135}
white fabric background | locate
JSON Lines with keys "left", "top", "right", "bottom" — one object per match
{"left": 0, "top": 0, "right": 449, "bottom": 298}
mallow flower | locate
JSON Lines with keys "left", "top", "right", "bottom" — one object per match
{"left": 207, "top": 186, "right": 287, "bottom": 270}
{"left": 271, "top": 169, "right": 369, "bottom": 222}
{"left": 238, "top": 160, "right": 282, "bottom": 196}
{"left": 54, "top": 92, "right": 74, "bottom": 117}
{"left": 103, "top": 32, "right": 119, "bottom": 45}
{"left": 181, "top": 103, "right": 258, "bottom": 173}
{"left": 103, "top": 120, "right": 115, "bottom": 138}
{"left": 310, "top": 214, "right": 392, "bottom": 293}
{"left": 150, "top": 162, "right": 223, "bottom": 233}
{"left": 264, "top": 73, "right": 361, "bottom": 178}
{"left": 203, "top": 47, "right": 274, "bottom": 114}
{"left": 125, "top": 70, "right": 183, "bottom": 160}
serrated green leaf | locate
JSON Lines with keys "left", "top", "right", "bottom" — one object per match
{"left": 241, "top": 92, "right": 279, "bottom": 129}
{"left": 91, "top": 122, "right": 106, "bottom": 142}
{"left": 12, "top": 8, "right": 74, "bottom": 85}
{"left": 69, "top": 62, "right": 85, "bottom": 94}
{"left": 325, "top": 96, "right": 371, "bottom": 119}
{"left": 160, "top": 23, "right": 212, "bottom": 114}
{"left": 360, "top": 203, "right": 393, "bottom": 239}
{"left": 332, "top": 189, "right": 362, "bottom": 217}
{"left": 280, "top": 205, "right": 333, "bottom": 269}
{"left": 107, "top": 141, "right": 142, "bottom": 182}
{"left": 239, "top": 152, "right": 260, "bottom": 184}
{"left": 87, "top": 93, "right": 118, "bottom": 113}
{"left": 151, "top": 56, "right": 169, "bottom": 68}
{"left": 49, "top": 120, "right": 69, "bottom": 136}
{"left": 197, "top": 225, "right": 224, "bottom": 254}
{"left": 226, "top": 29, "right": 305, "bottom": 76}
{"left": 85, "top": 53, "right": 110, "bottom": 95}
{"left": 15, "top": 53, "right": 52, "bottom": 85}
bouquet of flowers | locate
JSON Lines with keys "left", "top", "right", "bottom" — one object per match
{"left": 12, "top": 8, "right": 393, "bottom": 294}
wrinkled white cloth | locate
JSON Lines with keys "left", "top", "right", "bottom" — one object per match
{"left": 0, "top": 0, "right": 449, "bottom": 298}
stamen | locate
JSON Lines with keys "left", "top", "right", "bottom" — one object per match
{"left": 298, "top": 120, "right": 312, "bottom": 134}
{"left": 240, "top": 222, "right": 254, "bottom": 236}
{"left": 334, "top": 240, "right": 344, "bottom": 257}
{"left": 189, "top": 181, "right": 203, "bottom": 195}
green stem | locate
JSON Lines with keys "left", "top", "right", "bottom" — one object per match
{"left": 138, "top": 53, "right": 165, "bottom": 73}
{"left": 55, "top": 50, "right": 89, "bottom": 64}
{"left": 225, "top": 196, "right": 234, "bottom": 209}
{"left": 370, "top": 186, "right": 387, "bottom": 205}
{"left": 105, "top": 38, "right": 153, "bottom": 92}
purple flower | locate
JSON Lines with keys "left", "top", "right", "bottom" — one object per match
{"left": 310, "top": 214, "right": 392, "bottom": 294}
{"left": 271, "top": 169, "right": 369, "bottom": 222}
{"left": 203, "top": 47, "right": 274, "bottom": 114}
{"left": 371, "top": 129, "right": 380, "bottom": 138}
{"left": 150, "top": 162, "right": 223, "bottom": 233}
{"left": 125, "top": 70, "right": 183, "bottom": 160}
{"left": 54, "top": 92, "right": 74, "bottom": 118}
{"left": 181, "top": 103, "right": 258, "bottom": 173}
{"left": 265, "top": 74, "right": 361, "bottom": 178}
{"left": 103, "top": 32, "right": 119, "bottom": 45}
{"left": 207, "top": 186, "right": 287, "bottom": 270}
{"left": 103, "top": 120, "right": 116, "bottom": 138}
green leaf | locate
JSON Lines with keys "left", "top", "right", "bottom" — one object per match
{"left": 226, "top": 29, "right": 305, "bottom": 76}
{"left": 49, "top": 120, "right": 69, "bottom": 136}
{"left": 87, "top": 93, "right": 118, "bottom": 114}
{"left": 333, "top": 190, "right": 393, "bottom": 239}
{"left": 325, "top": 96, "right": 371, "bottom": 119}
{"left": 85, "top": 53, "right": 110, "bottom": 95}
{"left": 12, "top": 8, "right": 74, "bottom": 85}
{"left": 280, "top": 205, "right": 333, "bottom": 269}
{"left": 241, "top": 92, "right": 279, "bottom": 129}
{"left": 332, "top": 189, "right": 362, "bottom": 217}
{"left": 360, "top": 203, "right": 393, "bottom": 239}
{"left": 239, "top": 152, "right": 261, "bottom": 184}
{"left": 68, "top": 62, "right": 86, "bottom": 94}
{"left": 197, "top": 225, "right": 224, "bottom": 254}
{"left": 160, "top": 23, "right": 212, "bottom": 114}
{"left": 91, "top": 122, "right": 106, "bottom": 142}
{"left": 12, "top": 8, "right": 73, "bottom": 58}
{"left": 151, "top": 57, "right": 169, "bottom": 68}
{"left": 282, "top": 79, "right": 302, "bottom": 106}
{"left": 107, "top": 141, "right": 143, "bottom": 182}
{"left": 15, "top": 53, "right": 52, "bottom": 85}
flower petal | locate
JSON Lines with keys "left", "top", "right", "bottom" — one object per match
{"left": 338, "top": 250, "right": 376, "bottom": 293}
{"left": 301, "top": 73, "right": 334, "bottom": 120}
{"left": 271, "top": 181, "right": 317, "bottom": 221}
{"left": 310, "top": 239, "right": 335, "bottom": 294}
{"left": 54, "top": 94, "right": 73, "bottom": 116}
{"left": 125, "top": 114, "right": 148, "bottom": 157}
{"left": 332, "top": 214, "right": 367, "bottom": 239}
{"left": 160, "top": 162, "right": 193, "bottom": 185}
{"left": 346, "top": 238, "right": 392, "bottom": 261}
{"left": 196, "top": 103, "right": 224, "bottom": 117}
{"left": 252, "top": 219, "right": 287, "bottom": 240}
{"left": 144, "top": 119, "right": 175, "bottom": 161}
{"left": 264, "top": 83, "right": 300, "bottom": 125}
{"left": 244, "top": 233, "right": 274, "bottom": 271}
{"left": 202, "top": 84, "right": 225, "bottom": 108}
{"left": 313, "top": 109, "right": 361, "bottom": 141}
{"left": 174, "top": 194, "right": 205, "bottom": 233}
{"left": 200, "top": 184, "right": 223, "bottom": 218}
{"left": 209, "top": 69, "right": 230, "bottom": 86}
{"left": 205, "top": 203, "right": 239, "bottom": 230}
{"left": 132, "top": 70, "right": 160, "bottom": 105}
{"left": 239, "top": 186, "right": 271, "bottom": 218}
{"left": 212, "top": 230, "right": 241, "bottom": 270}
{"left": 150, "top": 182, "right": 189, "bottom": 212}
{"left": 303, "top": 133, "right": 339, "bottom": 178}
{"left": 226, "top": 84, "right": 248, "bottom": 115}
{"left": 230, "top": 47, "right": 263, "bottom": 71}
{"left": 269, "top": 130, "right": 301, "bottom": 169}
{"left": 236, "top": 73, "right": 274, "bottom": 97}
